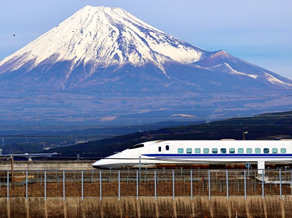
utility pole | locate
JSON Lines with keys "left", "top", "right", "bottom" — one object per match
{"left": 243, "top": 131, "right": 248, "bottom": 140}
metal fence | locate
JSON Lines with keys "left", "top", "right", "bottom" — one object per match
{"left": 0, "top": 169, "right": 291, "bottom": 201}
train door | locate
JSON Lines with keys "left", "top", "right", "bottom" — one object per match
{"left": 157, "top": 143, "right": 171, "bottom": 157}
{"left": 163, "top": 142, "right": 171, "bottom": 158}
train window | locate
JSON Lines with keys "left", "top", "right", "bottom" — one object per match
{"left": 129, "top": 144, "right": 144, "bottom": 149}
{"left": 272, "top": 148, "right": 278, "bottom": 153}
{"left": 166, "top": 145, "right": 169, "bottom": 151}
{"left": 178, "top": 148, "right": 184, "bottom": 154}
{"left": 212, "top": 148, "right": 218, "bottom": 154}
{"left": 220, "top": 148, "right": 226, "bottom": 154}
{"left": 203, "top": 148, "right": 209, "bottom": 154}
{"left": 186, "top": 148, "right": 192, "bottom": 154}
{"left": 195, "top": 148, "right": 201, "bottom": 153}
{"left": 263, "top": 148, "right": 269, "bottom": 153}
{"left": 229, "top": 148, "right": 235, "bottom": 153}
{"left": 158, "top": 146, "right": 161, "bottom": 152}
{"left": 238, "top": 148, "right": 244, "bottom": 154}
{"left": 280, "top": 148, "right": 286, "bottom": 153}
{"left": 246, "top": 148, "right": 252, "bottom": 153}
{"left": 255, "top": 148, "right": 261, "bottom": 154}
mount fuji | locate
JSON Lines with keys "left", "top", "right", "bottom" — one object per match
{"left": 0, "top": 5, "right": 292, "bottom": 126}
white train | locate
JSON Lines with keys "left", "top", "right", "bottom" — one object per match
{"left": 92, "top": 140, "right": 292, "bottom": 172}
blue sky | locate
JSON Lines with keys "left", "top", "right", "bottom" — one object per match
{"left": 1, "top": 0, "right": 291, "bottom": 79}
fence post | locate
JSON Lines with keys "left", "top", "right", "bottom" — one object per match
{"left": 172, "top": 170, "right": 175, "bottom": 200}
{"left": 262, "top": 170, "right": 265, "bottom": 199}
{"left": 26, "top": 170, "right": 28, "bottom": 201}
{"left": 81, "top": 171, "right": 84, "bottom": 201}
{"left": 154, "top": 170, "right": 157, "bottom": 200}
{"left": 279, "top": 169, "right": 282, "bottom": 199}
{"left": 291, "top": 170, "right": 292, "bottom": 195}
{"left": 91, "top": 169, "right": 93, "bottom": 183}
{"left": 208, "top": 170, "right": 211, "bottom": 200}
{"left": 136, "top": 170, "right": 139, "bottom": 200}
{"left": 7, "top": 171, "right": 9, "bottom": 202}
{"left": 100, "top": 171, "right": 102, "bottom": 201}
{"left": 56, "top": 170, "right": 58, "bottom": 185}
{"left": 118, "top": 170, "right": 120, "bottom": 201}
{"left": 226, "top": 170, "right": 229, "bottom": 200}
{"left": 74, "top": 169, "right": 76, "bottom": 186}
{"left": 63, "top": 171, "right": 65, "bottom": 201}
{"left": 190, "top": 170, "right": 193, "bottom": 200}
{"left": 44, "top": 171, "right": 47, "bottom": 201}
{"left": 139, "top": 156, "right": 141, "bottom": 185}
{"left": 244, "top": 170, "right": 247, "bottom": 200}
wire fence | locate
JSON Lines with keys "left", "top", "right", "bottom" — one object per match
{"left": 0, "top": 169, "right": 291, "bottom": 201}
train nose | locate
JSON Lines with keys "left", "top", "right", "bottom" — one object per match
{"left": 92, "top": 159, "right": 110, "bottom": 168}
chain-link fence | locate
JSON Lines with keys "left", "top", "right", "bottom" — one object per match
{"left": 0, "top": 169, "right": 291, "bottom": 200}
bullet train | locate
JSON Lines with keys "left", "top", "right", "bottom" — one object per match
{"left": 92, "top": 140, "right": 292, "bottom": 171}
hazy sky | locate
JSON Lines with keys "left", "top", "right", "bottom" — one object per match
{"left": 1, "top": 0, "right": 291, "bottom": 79}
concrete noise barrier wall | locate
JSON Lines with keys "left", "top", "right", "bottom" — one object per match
{"left": 0, "top": 196, "right": 292, "bottom": 218}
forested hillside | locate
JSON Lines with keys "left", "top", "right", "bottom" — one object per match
{"left": 49, "top": 111, "right": 292, "bottom": 158}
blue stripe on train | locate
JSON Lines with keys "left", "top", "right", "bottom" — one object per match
{"left": 143, "top": 153, "right": 292, "bottom": 158}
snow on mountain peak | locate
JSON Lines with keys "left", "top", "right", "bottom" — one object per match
{"left": 0, "top": 5, "right": 210, "bottom": 74}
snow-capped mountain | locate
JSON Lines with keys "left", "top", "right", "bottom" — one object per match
{"left": 0, "top": 6, "right": 212, "bottom": 78}
{"left": 0, "top": 5, "right": 292, "bottom": 125}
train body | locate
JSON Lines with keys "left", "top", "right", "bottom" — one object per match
{"left": 92, "top": 140, "right": 292, "bottom": 172}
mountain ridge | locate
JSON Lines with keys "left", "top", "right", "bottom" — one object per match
{"left": 0, "top": 5, "right": 292, "bottom": 125}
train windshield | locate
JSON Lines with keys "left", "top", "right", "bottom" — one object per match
{"left": 129, "top": 144, "right": 144, "bottom": 149}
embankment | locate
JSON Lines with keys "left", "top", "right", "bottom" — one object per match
{"left": 0, "top": 196, "right": 292, "bottom": 218}
{"left": 0, "top": 160, "right": 94, "bottom": 170}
